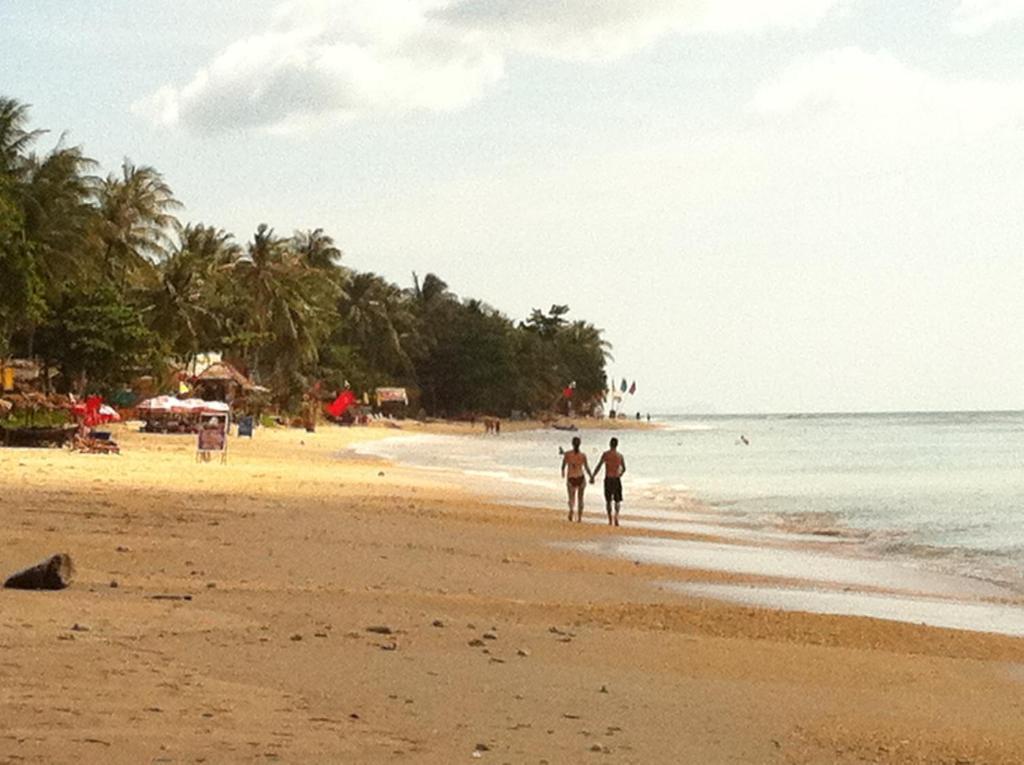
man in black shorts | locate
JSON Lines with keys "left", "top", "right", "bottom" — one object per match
{"left": 591, "top": 437, "right": 626, "bottom": 527}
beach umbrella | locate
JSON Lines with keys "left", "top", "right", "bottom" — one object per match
{"left": 173, "top": 398, "right": 207, "bottom": 413}
{"left": 137, "top": 395, "right": 177, "bottom": 412}
{"left": 198, "top": 401, "right": 230, "bottom": 415}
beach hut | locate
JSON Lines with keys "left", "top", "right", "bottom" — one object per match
{"left": 375, "top": 387, "right": 409, "bottom": 418}
{"left": 191, "top": 362, "right": 267, "bottom": 407}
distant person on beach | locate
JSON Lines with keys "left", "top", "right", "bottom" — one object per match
{"left": 561, "top": 436, "right": 592, "bottom": 522}
{"left": 591, "top": 437, "right": 626, "bottom": 527}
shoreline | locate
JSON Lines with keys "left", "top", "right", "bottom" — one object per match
{"left": 2, "top": 423, "right": 1024, "bottom": 762}
{"left": 357, "top": 426, "right": 1024, "bottom": 638}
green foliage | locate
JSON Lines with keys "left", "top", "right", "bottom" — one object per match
{"left": 146, "top": 223, "right": 241, "bottom": 362}
{"left": 36, "top": 285, "right": 162, "bottom": 394}
{"left": 94, "top": 160, "right": 181, "bottom": 286}
{"left": 0, "top": 192, "right": 42, "bottom": 354}
{"left": 0, "top": 408, "right": 69, "bottom": 430}
{"left": 0, "top": 96, "right": 611, "bottom": 414}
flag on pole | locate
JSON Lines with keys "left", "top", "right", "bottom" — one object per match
{"left": 629, "top": 381, "right": 636, "bottom": 395}
{"left": 620, "top": 379, "right": 628, "bottom": 393}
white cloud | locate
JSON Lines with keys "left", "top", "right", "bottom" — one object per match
{"left": 137, "top": 0, "right": 848, "bottom": 133}
{"left": 751, "top": 47, "right": 1024, "bottom": 139}
{"left": 436, "top": 0, "right": 850, "bottom": 60}
{"left": 134, "top": 0, "right": 503, "bottom": 134}
{"left": 951, "top": 0, "right": 1024, "bottom": 34}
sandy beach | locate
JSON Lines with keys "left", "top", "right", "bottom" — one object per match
{"left": 2, "top": 423, "right": 1024, "bottom": 764}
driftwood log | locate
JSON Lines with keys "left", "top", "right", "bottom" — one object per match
{"left": 3, "top": 553, "right": 74, "bottom": 590}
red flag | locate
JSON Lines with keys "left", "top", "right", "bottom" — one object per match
{"left": 327, "top": 390, "right": 356, "bottom": 418}
{"left": 562, "top": 386, "right": 574, "bottom": 399}
{"left": 628, "top": 381, "right": 636, "bottom": 395}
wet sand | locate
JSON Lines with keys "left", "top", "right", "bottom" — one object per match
{"left": 2, "top": 422, "right": 1023, "bottom": 764}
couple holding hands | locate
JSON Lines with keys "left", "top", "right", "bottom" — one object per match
{"left": 561, "top": 436, "right": 626, "bottom": 526}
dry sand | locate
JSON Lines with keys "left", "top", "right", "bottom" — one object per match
{"left": 1, "top": 422, "right": 1023, "bottom": 764}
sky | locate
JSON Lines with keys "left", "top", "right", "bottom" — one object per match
{"left": 3, "top": 0, "right": 1023, "bottom": 413}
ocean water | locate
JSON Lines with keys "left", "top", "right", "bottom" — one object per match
{"left": 357, "top": 412, "right": 1024, "bottom": 631}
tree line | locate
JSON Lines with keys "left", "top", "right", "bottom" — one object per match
{"left": 0, "top": 97, "right": 610, "bottom": 416}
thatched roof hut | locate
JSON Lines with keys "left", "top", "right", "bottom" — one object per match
{"left": 191, "top": 362, "right": 268, "bottom": 403}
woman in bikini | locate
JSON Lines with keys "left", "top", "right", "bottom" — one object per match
{"left": 560, "top": 436, "right": 593, "bottom": 522}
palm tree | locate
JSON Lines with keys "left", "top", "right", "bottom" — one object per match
{"left": 292, "top": 228, "right": 342, "bottom": 271}
{"left": 556, "top": 319, "right": 612, "bottom": 410}
{"left": 233, "top": 224, "right": 331, "bottom": 390}
{"left": 20, "top": 143, "right": 98, "bottom": 289}
{"left": 525, "top": 304, "right": 571, "bottom": 339}
{"left": 0, "top": 98, "right": 40, "bottom": 353}
{"left": 93, "top": 160, "right": 181, "bottom": 287}
{"left": 147, "top": 224, "right": 241, "bottom": 364}
{"left": 0, "top": 99, "right": 98, "bottom": 355}
{"left": 0, "top": 97, "right": 42, "bottom": 177}
{"left": 411, "top": 272, "right": 452, "bottom": 306}
{"left": 406, "top": 271, "right": 454, "bottom": 373}
{"left": 339, "top": 271, "right": 416, "bottom": 378}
